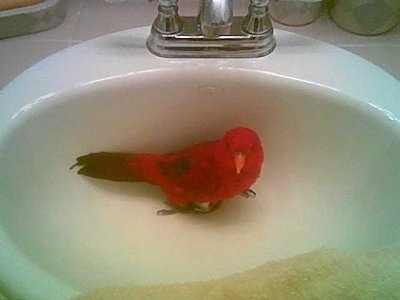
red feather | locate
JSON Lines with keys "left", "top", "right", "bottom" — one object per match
{"left": 72, "top": 127, "right": 264, "bottom": 213}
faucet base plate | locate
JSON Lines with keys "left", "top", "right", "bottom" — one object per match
{"left": 146, "top": 17, "right": 276, "bottom": 58}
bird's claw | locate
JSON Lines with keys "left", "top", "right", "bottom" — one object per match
{"left": 157, "top": 208, "right": 179, "bottom": 216}
{"left": 157, "top": 202, "right": 222, "bottom": 216}
{"left": 241, "top": 189, "right": 256, "bottom": 198}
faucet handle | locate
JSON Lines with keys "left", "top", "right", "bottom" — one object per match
{"left": 152, "top": 0, "right": 183, "bottom": 34}
{"left": 242, "top": 0, "right": 273, "bottom": 35}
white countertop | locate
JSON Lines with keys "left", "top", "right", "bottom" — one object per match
{"left": 0, "top": 0, "right": 399, "bottom": 90}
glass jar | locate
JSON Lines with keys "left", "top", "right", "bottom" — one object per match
{"left": 269, "top": 0, "right": 323, "bottom": 26}
{"left": 329, "top": 0, "right": 399, "bottom": 35}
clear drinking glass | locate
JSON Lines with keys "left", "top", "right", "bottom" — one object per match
{"left": 329, "top": 0, "right": 399, "bottom": 35}
{"left": 269, "top": 0, "right": 323, "bottom": 26}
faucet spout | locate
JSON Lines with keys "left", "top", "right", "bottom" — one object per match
{"left": 198, "top": 0, "right": 233, "bottom": 37}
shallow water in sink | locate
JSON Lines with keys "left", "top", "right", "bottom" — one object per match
{"left": 1, "top": 70, "right": 399, "bottom": 292}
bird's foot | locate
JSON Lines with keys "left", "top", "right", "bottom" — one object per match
{"left": 157, "top": 202, "right": 222, "bottom": 216}
{"left": 157, "top": 208, "right": 179, "bottom": 216}
{"left": 240, "top": 189, "right": 256, "bottom": 198}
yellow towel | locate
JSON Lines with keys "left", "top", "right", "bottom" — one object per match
{"left": 75, "top": 247, "right": 400, "bottom": 299}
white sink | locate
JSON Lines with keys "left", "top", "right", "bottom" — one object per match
{"left": 0, "top": 27, "right": 399, "bottom": 300}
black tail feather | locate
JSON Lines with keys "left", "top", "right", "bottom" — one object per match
{"left": 71, "top": 152, "right": 141, "bottom": 182}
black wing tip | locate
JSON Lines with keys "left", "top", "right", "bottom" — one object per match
{"left": 69, "top": 153, "right": 96, "bottom": 171}
{"left": 70, "top": 152, "right": 105, "bottom": 174}
{"left": 70, "top": 152, "right": 140, "bottom": 182}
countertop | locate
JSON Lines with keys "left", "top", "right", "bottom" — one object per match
{"left": 0, "top": 0, "right": 399, "bottom": 91}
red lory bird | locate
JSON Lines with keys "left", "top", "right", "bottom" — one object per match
{"left": 71, "top": 127, "right": 264, "bottom": 215}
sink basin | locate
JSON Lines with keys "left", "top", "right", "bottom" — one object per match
{"left": 0, "top": 27, "right": 399, "bottom": 300}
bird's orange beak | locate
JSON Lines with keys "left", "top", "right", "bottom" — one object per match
{"left": 234, "top": 152, "right": 246, "bottom": 174}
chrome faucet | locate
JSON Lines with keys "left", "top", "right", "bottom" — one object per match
{"left": 146, "top": 0, "right": 276, "bottom": 58}
{"left": 199, "top": 0, "right": 233, "bottom": 37}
